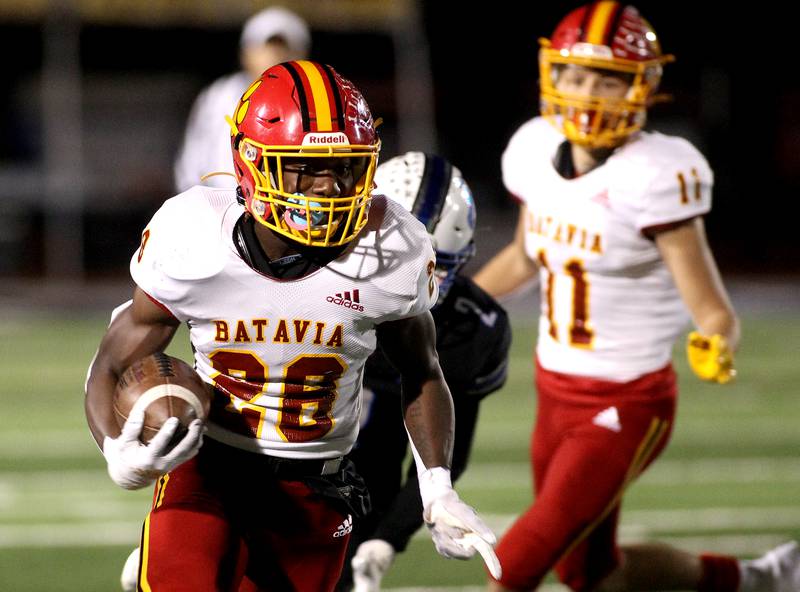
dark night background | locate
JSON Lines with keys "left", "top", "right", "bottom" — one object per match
{"left": 0, "top": 1, "right": 798, "bottom": 279}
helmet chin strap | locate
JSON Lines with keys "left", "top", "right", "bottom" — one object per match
{"left": 200, "top": 171, "right": 237, "bottom": 182}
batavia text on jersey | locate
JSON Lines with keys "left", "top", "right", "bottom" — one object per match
{"left": 213, "top": 318, "right": 344, "bottom": 348}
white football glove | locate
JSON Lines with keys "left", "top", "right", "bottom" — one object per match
{"left": 419, "top": 467, "right": 502, "bottom": 580}
{"left": 351, "top": 539, "right": 395, "bottom": 592}
{"left": 102, "top": 410, "right": 204, "bottom": 490}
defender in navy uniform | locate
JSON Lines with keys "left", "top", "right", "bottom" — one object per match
{"left": 339, "top": 152, "right": 512, "bottom": 592}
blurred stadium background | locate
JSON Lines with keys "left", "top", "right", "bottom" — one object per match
{"left": 1, "top": 1, "right": 799, "bottom": 590}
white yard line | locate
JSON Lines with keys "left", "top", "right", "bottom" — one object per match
{"left": 0, "top": 469, "right": 112, "bottom": 488}
{"left": 621, "top": 507, "right": 800, "bottom": 531}
{"left": 2, "top": 459, "right": 800, "bottom": 549}
{"left": 3, "top": 456, "right": 800, "bottom": 496}
{"left": 447, "top": 508, "right": 800, "bottom": 542}
{"left": 0, "top": 431, "right": 97, "bottom": 458}
{"left": 381, "top": 536, "right": 792, "bottom": 591}
{"left": 654, "top": 534, "right": 791, "bottom": 556}
{"left": 0, "top": 521, "right": 141, "bottom": 548}
{"left": 1, "top": 509, "right": 796, "bottom": 549}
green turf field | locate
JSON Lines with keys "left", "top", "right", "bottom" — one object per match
{"left": 1, "top": 312, "right": 798, "bottom": 591}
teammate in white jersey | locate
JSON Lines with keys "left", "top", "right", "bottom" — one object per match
{"left": 86, "top": 61, "right": 498, "bottom": 591}
{"left": 173, "top": 6, "right": 311, "bottom": 193}
{"left": 475, "top": 2, "right": 799, "bottom": 592}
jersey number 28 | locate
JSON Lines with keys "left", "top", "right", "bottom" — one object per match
{"left": 207, "top": 350, "right": 346, "bottom": 443}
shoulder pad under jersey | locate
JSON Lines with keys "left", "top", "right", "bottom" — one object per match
{"left": 336, "top": 196, "right": 435, "bottom": 288}
{"left": 134, "top": 187, "right": 238, "bottom": 281}
{"left": 502, "top": 117, "right": 563, "bottom": 199}
{"left": 625, "top": 132, "right": 712, "bottom": 190}
{"left": 331, "top": 195, "right": 437, "bottom": 319}
{"left": 612, "top": 132, "right": 713, "bottom": 229}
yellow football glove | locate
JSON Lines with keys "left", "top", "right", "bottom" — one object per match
{"left": 686, "top": 331, "right": 736, "bottom": 384}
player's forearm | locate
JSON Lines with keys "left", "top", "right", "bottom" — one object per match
{"left": 695, "top": 307, "right": 741, "bottom": 352}
{"left": 85, "top": 296, "right": 179, "bottom": 447}
{"left": 402, "top": 377, "right": 454, "bottom": 471}
{"left": 473, "top": 244, "right": 537, "bottom": 299}
{"left": 656, "top": 218, "right": 740, "bottom": 350}
{"left": 85, "top": 354, "right": 123, "bottom": 447}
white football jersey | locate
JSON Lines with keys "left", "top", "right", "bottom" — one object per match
{"left": 503, "top": 117, "right": 713, "bottom": 381}
{"left": 131, "top": 187, "right": 437, "bottom": 458}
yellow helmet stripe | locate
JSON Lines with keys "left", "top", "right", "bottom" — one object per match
{"left": 585, "top": 1, "right": 618, "bottom": 45}
{"left": 297, "top": 60, "right": 333, "bottom": 132}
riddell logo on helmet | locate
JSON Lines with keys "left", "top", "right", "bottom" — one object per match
{"left": 327, "top": 289, "right": 364, "bottom": 312}
{"left": 303, "top": 132, "right": 350, "bottom": 145}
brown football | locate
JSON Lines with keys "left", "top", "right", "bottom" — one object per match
{"left": 113, "top": 353, "right": 212, "bottom": 446}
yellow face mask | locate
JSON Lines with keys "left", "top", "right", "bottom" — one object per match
{"left": 538, "top": 39, "right": 673, "bottom": 148}
{"left": 226, "top": 60, "right": 382, "bottom": 249}
{"left": 237, "top": 139, "right": 379, "bottom": 248}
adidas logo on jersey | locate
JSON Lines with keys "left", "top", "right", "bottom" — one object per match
{"left": 327, "top": 289, "right": 364, "bottom": 312}
{"left": 592, "top": 406, "right": 622, "bottom": 432}
{"left": 333, "top": 514, "right": 353, "bottom": 538}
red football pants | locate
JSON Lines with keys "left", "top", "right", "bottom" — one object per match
{"left": 136, "top": 441, "right": 350, "bottom": 592}
{"left": 494, "top": 360, "right": 677, "bottom": 591}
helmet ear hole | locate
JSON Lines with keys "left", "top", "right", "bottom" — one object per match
{"left": 233, "top": 132, "right": 244, "bottom": 150}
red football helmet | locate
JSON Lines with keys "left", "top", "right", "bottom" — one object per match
{"left": 539, "top": 1, "right": 674, "bottom": 148}
{"left": 228, "top": 60, "right": 380, "bottom": 247}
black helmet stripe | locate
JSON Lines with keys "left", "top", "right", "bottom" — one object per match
{"left": 604, "top": 3, "right": 624, "bottom": 47}
{"left": 280, "top": 62, "right": 311, "bottom": 132}
{"left": 318, "top": 63, "right": 346, "bottom": 131}
{"left": 412, "top": 154, "right": 452, "bottom": 233}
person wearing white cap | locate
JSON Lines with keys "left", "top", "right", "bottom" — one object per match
{"left": 173, "top": 6, "right": 311, "bottom": 192}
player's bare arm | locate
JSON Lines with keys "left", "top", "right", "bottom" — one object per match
{"left": 375, "top": 310, "right": 501, "bottom": 577}
{"left": 85, "top": 287, "right": 180, "bottom": 447}
{"left": 656, "top": 217, "right": 740, "bottom": 384}
{"left": 473, "top": 204, "right": 538, "bottom": 299}
{"left": 655, "top": 217, "right": 740, "bottom": 349}
{"left": 376, "top": 311, "right": 453, "bottom": 469}
{"left": 87, "top": 287, "right": 203, "bottom": 491}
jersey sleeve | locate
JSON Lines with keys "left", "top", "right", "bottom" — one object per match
{"left": 129, "top": 190, "right": 227, "bottom": 321}
{"left": 631, "top": 137, "right": 714, "bottom": 233}
{"left": 501, "top": 127, "right": 526, "bottom": 203}
{"left": 501, "top": 120, "right": 538, "bottom": 203}
{"left": 406, "top": 243, "right": 438, "bottom": 317}
{"left": 447, "top": 279, "right": 513, "bottom": 398}
{"left": 502, "top": 117, "right": 561, "bottom": 205}
{"left": 466, "top": 309, "right": 512, "bottom": 397}
{"left": 384, "top": 242, "right": 437, "bottom": 322}
{"left": 372, "top": 201, "right": 438, "bottom": 323}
